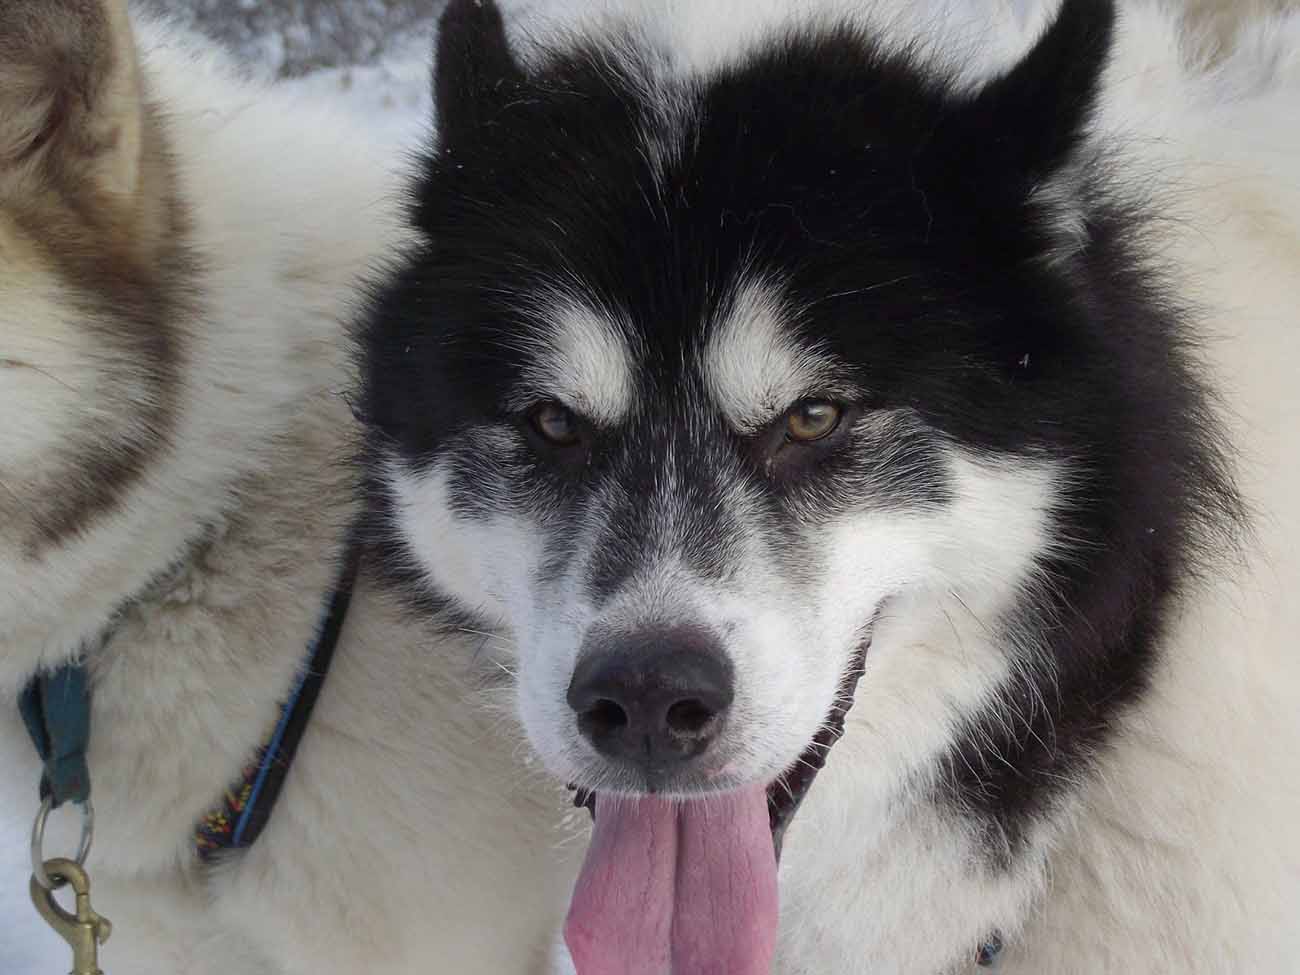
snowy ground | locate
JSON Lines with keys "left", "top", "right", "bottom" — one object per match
{"left": 278, "top": 37, "right": 435, "bottom": 148}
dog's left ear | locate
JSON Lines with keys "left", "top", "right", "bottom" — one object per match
{"left": 0, "top": 0, "right": 144, "bottom": 202}
{"left": 433, "top": 0, "right": 525, "bottom": 148}
{"left": 938, "top": 0, "right": 1116, "bottom": 186}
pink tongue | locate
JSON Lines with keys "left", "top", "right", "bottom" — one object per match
{"left": 564, "top": 784, "right": 778, "bottom": 975}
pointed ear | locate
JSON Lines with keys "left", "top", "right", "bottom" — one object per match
{"left": 0, "top": 0, "right": 144, "bottom": 201}
{"left": 945, "top": 0, "right": 1116, "bottom": 184}
{"left": 434, "top": 0, "right": 526, "bottom": 148}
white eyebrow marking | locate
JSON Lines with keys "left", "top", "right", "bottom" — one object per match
{"left": 702, "top": 277, "right": 841, "bottom": 432}
{"left": 510, "top": 295, "right": 637, "bottom": 425}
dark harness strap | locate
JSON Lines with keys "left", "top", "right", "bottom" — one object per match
{"left": 196, "top": 544, "right": 360, "bottom": 860}
{"left": 19, "top": 663, "right": 93, "bottom": 808}
{"left": 977, "top": 932, "right": 1004, "bottom": 968}
{"left": 19, "top": 544, "right": 359, "bottom": 862}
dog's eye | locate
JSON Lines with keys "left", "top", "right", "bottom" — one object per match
{"left": 530, "top": 402, "right": 582, "bottom": 446}
{"left": 785, "top": 400, "right": 843, "bottom": 442}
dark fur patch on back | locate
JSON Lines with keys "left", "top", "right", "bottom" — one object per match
{"left": 10, "top": 94, "right": 193, "bottom": 552}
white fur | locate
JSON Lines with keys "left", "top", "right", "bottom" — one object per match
{"left": 511, "top": 295, "right": 638, "bottom": 426}
{"left": 703, "top": 279, "right": 845, "bottom": 433}
{"left": 391, "top": 455, "right": 545, "bottom": 627}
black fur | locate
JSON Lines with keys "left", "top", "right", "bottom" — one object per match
{"left": 433, "top": 0, "right": 525, "bottom": 148}
{"left": 358, "top": 0, "right": 1241, "bottom": 856}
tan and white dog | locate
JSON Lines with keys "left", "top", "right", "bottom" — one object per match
{"left": 0, "top": 2, "right": 580, "bottom": 972}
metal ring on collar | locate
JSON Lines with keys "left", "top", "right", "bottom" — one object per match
{"left": 30, "top": 795, "right": 94, "bottom": 891}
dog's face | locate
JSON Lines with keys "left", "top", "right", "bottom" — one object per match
{"left": 363, "top": 0, "right": 1165, "bottom": 822}
{"left": 376, "top": 268, "right": 1063, "bottom": 801}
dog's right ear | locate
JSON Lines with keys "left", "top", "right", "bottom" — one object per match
{"left": 434, "top": 0, "right": 525, "bottom": 148}
{"left": 932, "top": 0, "right": 1115, "bottom": 192}
{"left": 0, "top": 0, "right": 143, "bottom": 201}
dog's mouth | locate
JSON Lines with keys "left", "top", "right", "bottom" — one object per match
{"left": 767, "top": 642, "right": 869, "bottom": 857}
{"left": 562, "top": 643, "right": 869, "bottom": 974}
{"left": 568, "top": 642, "right": 868, "bottom": 858}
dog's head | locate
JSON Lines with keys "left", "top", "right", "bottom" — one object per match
{"left": 361, "top": 0, "right": 1233, "bottom": 891}
{"left": 362, "top": 1, "right": 1245, "bottom": 962}
{"left": 367, "top": 0, "right": 1111, "bottom": 802}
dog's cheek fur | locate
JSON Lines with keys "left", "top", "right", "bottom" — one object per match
{"left": 706, "top": 449, "right": 1061, "bottom": 792}
{"left": 837, "top": 455, "right": 1064, "bottom": 794}
{"left": 387, "top": 440, "right": 605, "bottom": 782}
{"left": 388, "top": 451, "right": 547, "bottom": 628}
{"left": 691, "top": 572, "right": 848, "bottom": 786}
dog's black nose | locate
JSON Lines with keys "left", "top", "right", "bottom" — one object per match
{"left": 567, "top": 627, "right": 734, "bottom": 773}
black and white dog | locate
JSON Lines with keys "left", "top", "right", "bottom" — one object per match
{"left": 359, "top": 1, "right": 1300, "bottom": 971}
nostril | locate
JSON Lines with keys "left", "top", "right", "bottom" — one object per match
{"left": 579, "top": 698, "right": 629, "bottom": 739}
{"left": 665, "top": 699, "right": 717, "bottom": 737}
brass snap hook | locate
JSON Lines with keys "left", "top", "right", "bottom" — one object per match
{"left": 30, "top": 857, "right": 112, "bottom": 975}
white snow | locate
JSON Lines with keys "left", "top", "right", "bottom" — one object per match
{"left": 277, "top": 38, "right": 435, "bottom": 150}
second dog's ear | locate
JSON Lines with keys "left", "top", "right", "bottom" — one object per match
{"left": 434, "top": 0, "right": 525, "bottom": 148}
{"left": 0, "top": 0, "right": 144, "bottom": 202}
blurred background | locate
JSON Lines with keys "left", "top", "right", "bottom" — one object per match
{"left": 144, "top": 0, "right": 447, "bottom": 77}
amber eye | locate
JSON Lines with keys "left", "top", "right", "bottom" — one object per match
{"left": 530, "top": 402, "right": 582, "bottom": 446}
{"left": 785, "top": 400, "right": 843, "bottom": 442}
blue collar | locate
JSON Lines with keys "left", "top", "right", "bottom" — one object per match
{"left": 977, "top": 932, "right": 1004, "bottom": 968}
{"left": 19, "top": 543, "right": 360, "bottom": 862}
{"left": 196, "top": 544, "right": 360, "bottom": 860}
